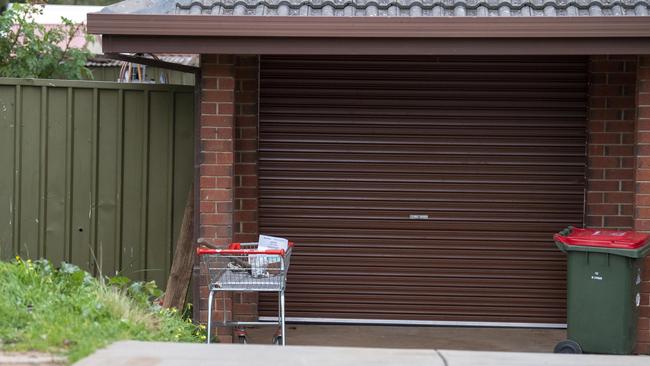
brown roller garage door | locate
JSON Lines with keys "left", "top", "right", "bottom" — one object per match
{"left": 258, "top": 56, "right": 587, "bottom": 325}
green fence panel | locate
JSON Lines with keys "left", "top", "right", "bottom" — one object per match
{"left": 0, "top": 78, "right": 195, "bottom": 288}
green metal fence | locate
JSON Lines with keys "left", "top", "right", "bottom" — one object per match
{"left": 0, "top": 78, "right": 195, "bottom": 288}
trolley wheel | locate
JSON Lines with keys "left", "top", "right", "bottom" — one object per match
{"left": 238, "top": 335, "right": 248, "bottom": 344}
{"left": 272, "top": 335, "right": 283, "bottom": 346}
{"left": 554, "top": 340, "right": 582, "bottom": 354}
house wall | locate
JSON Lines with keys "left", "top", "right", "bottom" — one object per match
{"left": 634, "top": 56, "right": 650, "bottom": 353}
{"left": 197, "top": 55, "right": 260, "bottom": 343}
{"left": 586, "top": 56, "right": 637, "bottom": 230}
{"left": 586, "top": 55, "right": 650, "bottom": 354}
{"left": 231, "top": 56, "right": 261, "bottom": 326}
{"left": 197, "top": 54, "right": 650, "bottom": 352}
{"left": 198, "top": 55, "right": 236, "bottom": 343}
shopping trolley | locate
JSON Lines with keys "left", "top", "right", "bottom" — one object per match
{"left": 197, "top": 241, "right": 293, "bottom": 345}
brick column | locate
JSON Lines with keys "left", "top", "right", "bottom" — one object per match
{"left": 233, "top": 56, "right": 259, "bottom": 245}
{"left": 198, "top": 55, "right": 236, "bottom": 343}
{"left": 584, "top": 55, "right": 650, "bottom": 353}
{"left": 586, "top": 55, "right": 637, "bottom": 230}
{"left": 196, "top": 55, "right": 261, "bottom": 342}
{"left": 635, "top": 55, "right": 650, "bottom": 354}
{"left": 232, "top": 56, "right": 260, "bottom": 322}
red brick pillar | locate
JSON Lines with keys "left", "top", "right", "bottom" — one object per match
{"left": 198, "top": 55, "right": 236, "bottom": 343}
{"left": 233, "top": 56, "right": 259, "bottom": 245}
{"left": 635, "top": 55, "right": 650, "bottom": 354}
{"left": 586, "top": 56, "right": 637, "bottom": 230}
{"left": 196, "top": 55, "right": 261, "bottom": 342}
{"left": 584, "top": 55, "right": 650, "bottom": 353}
{"left": 232, "top": 56, "right": 260, "bottom": 322}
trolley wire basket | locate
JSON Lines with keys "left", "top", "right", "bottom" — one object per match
{"left": 197, "top": 241, "right": 293, "bottom": 345}
{"left": 200, "top": 242, "right": 292, "bottom": 291}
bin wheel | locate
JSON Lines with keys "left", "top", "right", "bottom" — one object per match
{"left": 272, "top": 335, "right": 282, "bottom": 345}
{"left": 238, "top": 335, "right": 248, "bottom": 344}
{"left": 554, "top": 340, "right": 582, "bottom": 354}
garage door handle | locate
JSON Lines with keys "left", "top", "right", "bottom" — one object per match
{"left": 409, "top": 214, "right": 429, "bottom": 220}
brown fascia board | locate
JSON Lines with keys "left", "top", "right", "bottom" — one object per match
{"left": 87, "top": 14, "right": 650, "bottom": 38}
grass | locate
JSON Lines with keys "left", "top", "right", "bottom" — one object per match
{"left": 0, "top": 257, "right": 206, "bottom": 363}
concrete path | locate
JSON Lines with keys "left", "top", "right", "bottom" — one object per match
{"left": 0, "top": 351, "right": 66, "bottom": 366}
{"left": 246, "top": 324, "right": 565, "bottom": 352}
{"left": 75, "top": 341, "right": 650, "bottom": 366}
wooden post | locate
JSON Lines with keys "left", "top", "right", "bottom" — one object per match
{"left": 163, "top": 186, "right": 194, "bottom": 311}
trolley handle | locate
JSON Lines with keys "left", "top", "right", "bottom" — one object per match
{"left": 229, "top": 242, "right": 294, "bottom": 250}
{"left": 196, "top": 241, "right": 294, "bottom": 256}
{"left": 197, "top": 247, "right": 287, "bottom": 256}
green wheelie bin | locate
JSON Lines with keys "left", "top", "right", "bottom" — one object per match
{"left": 553, "top": 227, "right": 650, "bottom": 354}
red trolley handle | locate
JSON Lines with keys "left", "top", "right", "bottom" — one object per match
{"left": 229, "top": 242, "right": 294, "bottom": 250}
{"left": 197, "top": 248, "right": 286, "bottom": 256}
{"left": 196, "top": 241, "right": 294, "bottom": 256}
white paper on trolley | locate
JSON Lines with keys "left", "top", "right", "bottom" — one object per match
{"left": 249, "top": 235, "right": 288, "bottom": 277}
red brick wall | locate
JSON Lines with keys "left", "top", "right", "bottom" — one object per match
{"left": 635, "top": 56, "right": 650, "bottom": 354}
{"left": 232, "top": 56, "right": 260, "bottom": 323}
{"left": 198, "top": 54, "right": 236, "bottom": 343}
{"left": 197, "top": 55, "right": 260, "bottom": 342}
{"left": 586, "top": 55, "right": 650, "bottom": 354}
{"left": 586, "top": 55, "right": 637, "bottom": 230}
{"left": 233, "top": 56, "right": 259, "bottom": 245}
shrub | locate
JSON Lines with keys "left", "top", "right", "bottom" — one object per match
{"left": 0, "top": 3, "right": 93, "bottom": 79}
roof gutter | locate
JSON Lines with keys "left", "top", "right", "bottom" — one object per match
{"left": 88, "top": 14, "right": 650, "bottom": 38}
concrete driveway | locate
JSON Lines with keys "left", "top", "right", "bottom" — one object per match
{"left": 75, "top": 341, "right": 650, "bottom": 366}
{"left": 246, "top": 324, "right": 566, "bottom": 352}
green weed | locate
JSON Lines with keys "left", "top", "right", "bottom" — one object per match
{"left": 0, "top": 257, "right": 206, "bottom": 363}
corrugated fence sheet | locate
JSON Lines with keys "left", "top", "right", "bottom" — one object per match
{"left": 0, "top": 78, "right": 194, "bottom": 288}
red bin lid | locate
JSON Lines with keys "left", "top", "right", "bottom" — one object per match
{"left": 554, "top": 228, "right": 650, "bottom": 250}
